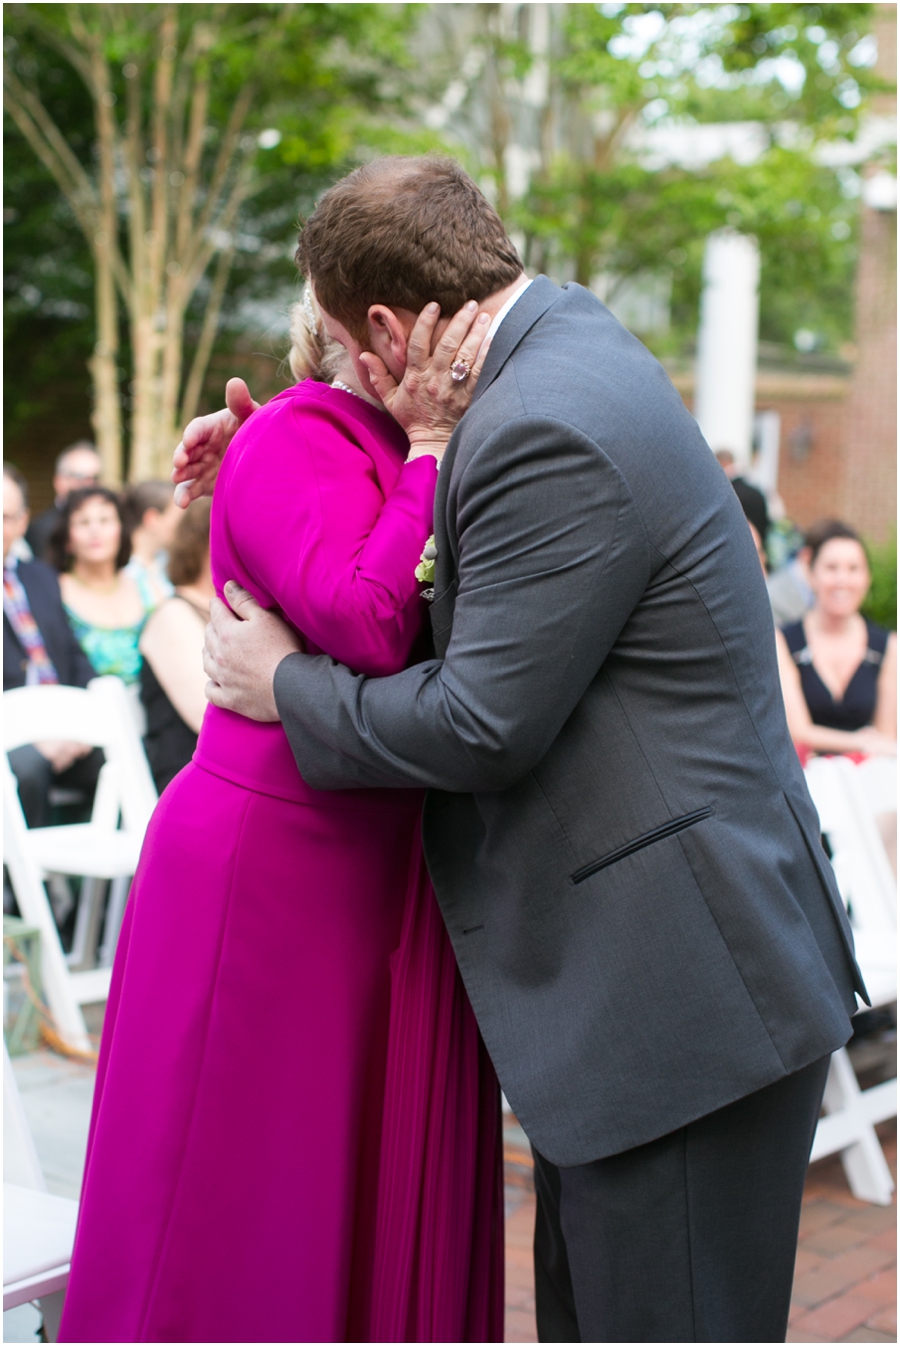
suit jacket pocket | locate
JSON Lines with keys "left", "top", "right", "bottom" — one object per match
{"left": 571, "top": 807, "right": 714, "bottom": 885}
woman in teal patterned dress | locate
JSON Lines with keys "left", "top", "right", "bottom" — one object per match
{"left": 50, "top": 488, "right": 162, "bottom": 713}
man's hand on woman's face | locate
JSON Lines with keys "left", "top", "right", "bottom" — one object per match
{"left": 203, "top": 583, "right": 304, "bottom": 721}
{"left": 360, "top": 301, "right": 492, "bottom": 460}
{"left": 172, "top": 378, "right": 260, "bottom": 508}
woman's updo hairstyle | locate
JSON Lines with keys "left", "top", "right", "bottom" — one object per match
{"left": 288, "top": 284, "right": 346, "bottom": 384}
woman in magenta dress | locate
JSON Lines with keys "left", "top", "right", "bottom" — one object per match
{"left": 59, "top": 297, "right": 504, "bottom": 1344}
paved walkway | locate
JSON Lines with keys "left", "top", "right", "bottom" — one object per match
{"left": 4, "top": 1047, "right": 895, "bottom": 1344}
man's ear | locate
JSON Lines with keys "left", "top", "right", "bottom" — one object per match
{"left": 365, "top": 305, "right": 413, "bottom": 381}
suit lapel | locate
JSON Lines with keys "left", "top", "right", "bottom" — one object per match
{"left": 429, "top": 276, "right": 564, "bottom": 640}
{"left": 433, "top": 275, "right": 564, "bottom": 548}
{"left": 470, "top": 275, "right": 563, "bottom": 406}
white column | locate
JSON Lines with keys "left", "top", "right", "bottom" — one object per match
{"left": 752, "top": 409, "right": 781, "bottom": 494}
{"left": 694, "top": 230, "right": 760, "bottom": 469}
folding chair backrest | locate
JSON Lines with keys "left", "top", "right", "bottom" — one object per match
{"left": 805, "top": 756, "right": 897, "bottom": 1007}
{"left": 3, "top": 684, "right": 113, "bottom": 753}
{"left": 853, "top": 757, "right": 897, "bottom": 824}
{"left": 3, "top": 678, "right": 157, "bottom": 836}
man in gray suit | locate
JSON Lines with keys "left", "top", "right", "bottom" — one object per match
{"left": 191, "top": 157, "right": 864, "bottom": 1342}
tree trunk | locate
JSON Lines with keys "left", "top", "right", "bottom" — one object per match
{"left": 7, "top": 5, "right": 258, "bottom": 483}
{"left": 88, "top": 242, "right": 123, "bottom": 483}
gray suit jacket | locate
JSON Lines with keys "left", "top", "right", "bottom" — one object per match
{"left": 275, "top": 277, "right": 864, "bottom": 1166}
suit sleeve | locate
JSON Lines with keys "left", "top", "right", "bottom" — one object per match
{"left": 274, "top": 415, "right": 651, "bottom": 792}
{"left": 26, "top": 563, "right": 97, "bottom": 687}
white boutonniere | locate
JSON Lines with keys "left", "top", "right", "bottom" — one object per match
{"left": 416, "top": 535, "right": 437, "bottom": 599}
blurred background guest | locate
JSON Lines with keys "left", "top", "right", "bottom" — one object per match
{"left": 768, "top": 541, "right": 814, "bottom": 627}
{"left": 746, "top": 518, "right": 768, "bottom": 575}
{"left": 25, "top": 442, "right": 102, "bottom": 562}
{"left": 125, "top": 480, "right": 180, "bottom": 605}
{"left": 775, "top": 520, "right": 896, "bottom": 759}
{"left": 49, "top": 488, "right": 155, "bottom": 731}
{"left": 715, "top": 448, "right": 771, "bottom": 556}
{"left": 3, "top": 463, "right": 102, "bottom": 834}
{"left": 139, "top": 498, "right": 213, "bottom": 792}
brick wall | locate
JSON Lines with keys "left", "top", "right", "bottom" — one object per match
{"left": 838, "top": 6, "right": 897, "bottom": 542}
{"left": 673, "top": 369, "right": 855, "bottom": 532}
{"left": 838, "top": 193, "right": 897, "bottom": 543}
{"left": 759, "top": 376, "right": 850, "bottom": 530}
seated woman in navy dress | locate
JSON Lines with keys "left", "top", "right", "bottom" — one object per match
{"left": 775, "top": 519, "right": 896, "bottom": 758}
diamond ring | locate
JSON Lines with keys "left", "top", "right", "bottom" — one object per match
{"left": 450, "top": 358, "right": 472, "bottom": 382}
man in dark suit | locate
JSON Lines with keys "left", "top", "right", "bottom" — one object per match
{"left": 183, "top": 159, "right": 862, "bottom": 1343}
{"left": 24, "top": 441, "right": 101, "bottom": 562}
{"left": 4, "top": 463, "right": 100, "bottom": 829}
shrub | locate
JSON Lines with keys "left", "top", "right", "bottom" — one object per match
{"left": 862, "top": 533, "right": 897, "bottom": 631}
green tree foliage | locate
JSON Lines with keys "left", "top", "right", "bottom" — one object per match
{"left": 419, "top": 3, "right": 879, "bottom": 354}
{"left": 4, "top": 2, "right": 418, "bottom": 477}
{"left": 862, "top": 533, "right": 897, "bottom": 631}
{"left": 3, "top": 3, "right": 887, "bottom": 478}
{"left": 4, "top": 41, "right": 97, "bottom": 455}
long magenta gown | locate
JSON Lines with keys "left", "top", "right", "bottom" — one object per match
{"left": 58, "top": 382, "right": 504, "bottom": 1344}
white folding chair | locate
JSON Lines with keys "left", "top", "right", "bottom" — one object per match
{"left": 3, "top": 677, "right": 157, "bottom": 1050}
{"left": 805, "top": 756, "right": 897, "bottom": 1205}
{"left": 853, "top": 756, "right": 897, "bottom": 819}
{"left": 853, "top": 755, "right": 897, "bottom": 897}
{"left": 3, "top": 1042, "right": 79, "bottom": 1341}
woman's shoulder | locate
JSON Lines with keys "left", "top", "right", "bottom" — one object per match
{"left": 230, "top": 380, "right": 406, "bottom": 466}
{"left": 864, "top": 620, "right": 891, "bottom": 655}
{"left": 140, "top": 594, "right": 202, "bottom": 655}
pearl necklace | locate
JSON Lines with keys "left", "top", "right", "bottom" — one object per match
{"left": 330, "top": 379, "right": 444, "bottom": 470}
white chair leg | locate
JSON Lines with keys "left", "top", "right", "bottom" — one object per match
{"left": 97, "top": 874, "right": 130, "bottom": 969}
{"left": 841, "top": 1121, "right": 897, "bottom": 1206}
{"left": 66, "top": 877, "right": 106, "bottom": 972}
{"left": 811, "top": 1047, "right": 896, "bottom": 1206}
{"left": 3, "top": 770, "right": 91, "bottom": 1054}
{"left": 38, "top": 1290, "right": 66, "bottom": 1342}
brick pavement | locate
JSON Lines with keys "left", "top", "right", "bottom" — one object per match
{"left": 503, "top": 1121, "right": 896, "bottom": 1344}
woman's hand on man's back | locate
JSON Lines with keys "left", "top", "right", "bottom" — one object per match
{"left": 172, "top": 378, "right": 260, "bottom": 507}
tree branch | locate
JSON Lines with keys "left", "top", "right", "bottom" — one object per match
{"left": 175, "top": 67, "right": 210, "bottom": 261}
{"left": 148, "top": 4, "right": 177, "bottom": 298}
{"left": 3, "top": 65, "right": 97, "bottom": 223}
{"left": 183, "top": 82, "right": 254, "bottom": 273}
{"left": 16, "top": 4, "right": 95, "bottom": 88}
{"left": 183, "top": 159, "right": 255, "bottom": 296}
{"left": 179, "top": 243, "right": 236, "bottom": 427}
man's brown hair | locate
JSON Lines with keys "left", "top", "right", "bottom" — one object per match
{"left": 295, "top": 156, "right": 523, "bottom": 340}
